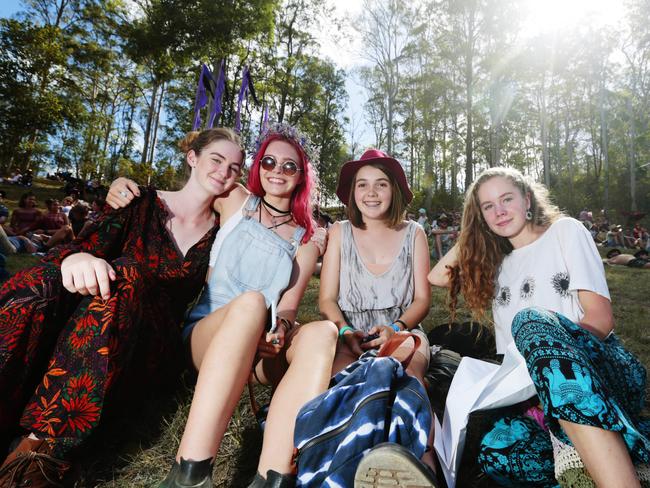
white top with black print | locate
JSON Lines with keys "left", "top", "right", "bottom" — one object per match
{"left": 492, "top": 217, "right": 610, "bottom": 354}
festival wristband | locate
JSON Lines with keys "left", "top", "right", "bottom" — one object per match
{"left": 394, "top": 319, "right": 408, "bottom": 330}
{"left": 389, "top": 323, "right": 401, "bottom": 333}
{"left": 338, "top": 325, "right": 355, "bottom": 339}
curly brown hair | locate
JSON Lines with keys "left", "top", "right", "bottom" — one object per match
{"left": 449, "top": 167, "right": 563, "bottom": 321}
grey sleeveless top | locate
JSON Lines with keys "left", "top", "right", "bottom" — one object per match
{"left": 337, "top": 220, "right": 417, "bottom": 333}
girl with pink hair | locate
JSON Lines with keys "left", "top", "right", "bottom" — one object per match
{"left": 108, "top": 123, "right": 337, "bottom": 488}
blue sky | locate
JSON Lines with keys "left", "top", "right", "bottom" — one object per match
{"left": 0, "top": 0, "right": 23, "bottom": 19}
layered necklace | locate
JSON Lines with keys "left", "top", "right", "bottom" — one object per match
{"left": 260, "top": 198, "right": 293, "bottom": 230}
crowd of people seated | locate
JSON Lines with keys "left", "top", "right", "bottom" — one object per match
{"left": 1, "top": 169, "right": 33, "bottom": 187}
{"left": 0, "top": 183, "right": 106, "bottom": 284}
{"left": 578, "top": 207, "right": 649, "bottom": 252}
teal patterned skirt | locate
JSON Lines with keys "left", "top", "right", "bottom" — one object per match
{"left": 478, "top": 307, "right": 650, "bottom": 487}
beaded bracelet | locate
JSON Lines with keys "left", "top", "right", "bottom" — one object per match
{"left": 338, "top": 325, "right": 355, "bottom": 339}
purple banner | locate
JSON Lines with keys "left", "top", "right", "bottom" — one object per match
{"left": 192, "top": 64, "right": 214, "bottom": 130}
{"left": 208, "top": 60, "right": 226, "bottom": 128}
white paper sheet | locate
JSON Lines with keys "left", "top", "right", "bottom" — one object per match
{"left": 434, "top": 342, "right": 538, "bottom": 488}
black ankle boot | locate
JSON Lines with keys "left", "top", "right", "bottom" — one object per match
{"left": 158, "top": 457, "right": 214, "bottom": 488}
{"left": 247, "top": 471, "right": 267, "bottom": 488}
{"left": 264, "top": 470, "right": 296, "bottom": 488}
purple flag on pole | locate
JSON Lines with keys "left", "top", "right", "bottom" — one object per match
{"left": 235, "top": 67, "right": 251, "bottom": 133}
{"left": 208, "top": 60, "right": 226, "bottom": 128}
{"left": 192, "top": 64, "right": 214, "bottom": 130}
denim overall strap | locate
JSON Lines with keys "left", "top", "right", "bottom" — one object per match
{"left": 244, "top": 194, "right": 261, "bottom": 214}
{"left": 291, "top": 225, "right": 306, "bottom": 247}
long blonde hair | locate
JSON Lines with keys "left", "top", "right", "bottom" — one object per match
{"left": 449, "top": 167, "right": 564, "bottom": 321}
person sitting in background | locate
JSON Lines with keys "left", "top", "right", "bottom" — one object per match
{"left": 67, "top": 202, "right": 90, "bottom": 237}
{"left": 623, "top": 227, "right": 637, "bottom": 248}
{"left": 605, "top": 248, "right": 650, "bottom": 269}
{"left": 36, "top": 199, "right": 69, "bottom": 235}
{"left": 632, "top": 222, "right": 647, "bottom": 249}
{"left": 606, "top": 224, "right": 624, "bottom": 247}
{"left": 430, "top": 213, "right": 457, "bottom": 260}
{"left": 89, "top": 197, "right": 106, "bottom": 222}
{"left": 7, "top": 192, "right": 42, "bottom": 236}
{"left": 417, "top": 208, "right": 432, "bottom": 235}
{"left": 29, "top": 198, "right": 74, "bottom": 251}
{"left": 312, "top": 210, "right": 332, "bottom": 277}
{"left": 0, "top": 191, "right": 8, "bottom": 222}
{"left": 8, "top": 170, "right": 22, "bottom": 185}
{"left": 0, "top": 192, "right": 38, "bottom": 254}
{"left": 19, "top": 169, "right": 33, "bottom": 187}
{"left": 60, "top": 196, "right": 74, "bottom": 216}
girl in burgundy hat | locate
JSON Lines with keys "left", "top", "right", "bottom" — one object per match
{"left": 319, "top": 148, "right": 439, "bottom": 486}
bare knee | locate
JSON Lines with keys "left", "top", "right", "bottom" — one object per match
{"left": 231, "top": 291, "right": 267, "bottom": 311}
{"left": 293, "top": 320, "right": 338, "bottom": 349}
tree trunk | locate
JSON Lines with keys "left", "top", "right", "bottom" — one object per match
{"left": 540, "top": 86, "right": 550, "bottom": 188}
{"left": 464, "top": 7, "right": 475, "bottom": 189}
{"left": 626, "top": 98, "right": 637, "bottom": 211}
{"left": 140, "top": 80, "right": 159, "bottom": 166}
{"left": 148, "top": 82, "right": 166, "bottom": 168}
{"left": 564, "top": 116, "right": 575, "bottom": 212}
{"left": 600, "top": 84, "right": 609, "bottom": 215}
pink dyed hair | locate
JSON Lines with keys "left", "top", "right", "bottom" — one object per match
{"left": 246, "top": 133, "right": 316, "bottom": 243}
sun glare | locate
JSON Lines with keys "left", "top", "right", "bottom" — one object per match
{"left": 521, "top": 0, "right": 626, "bottom": 37}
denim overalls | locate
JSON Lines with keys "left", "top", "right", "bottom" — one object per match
{"left": 183, "top": 195, "right": 305, "bottom": 340}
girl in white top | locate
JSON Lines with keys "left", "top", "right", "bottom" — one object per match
{"left": 429, "top": 167, "right": 649, "bottom": 488}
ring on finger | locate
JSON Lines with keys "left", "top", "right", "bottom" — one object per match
{"left": 119, "top": 190, "right": 128, "bottom": 198}
{"left": 271, "top": 339, "right": 280, "bottom": 345}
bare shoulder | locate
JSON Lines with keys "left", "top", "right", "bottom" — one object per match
{"left": 410, "top": 221, "right": 426, "bottom": 238}
{"left": 213, "top": 183, "right": 249, "bottom": 213}
{"left": 330, "top": 221, "right": 342, "bottom": 236}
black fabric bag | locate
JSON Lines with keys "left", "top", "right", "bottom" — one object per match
{"left": 426, "top": 323, "right": 519, "bottom": 487}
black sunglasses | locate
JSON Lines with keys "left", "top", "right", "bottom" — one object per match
{"left": 260, "top": 156, "right": 302, "bottom": 177}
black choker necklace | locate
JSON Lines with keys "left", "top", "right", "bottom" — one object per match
{"left": 262, "top": 198, "right": 291, "bottom": 215}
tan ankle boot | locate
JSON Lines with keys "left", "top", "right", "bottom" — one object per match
{"left": 0, "top": 436, "right": 70, "bottom": 487}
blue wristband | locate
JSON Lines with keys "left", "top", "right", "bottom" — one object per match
{"left": 389, "top": 323, "right": 401, "bottom": 333}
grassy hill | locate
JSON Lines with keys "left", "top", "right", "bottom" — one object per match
{"left": 2, "top": 179, "right": 649, "bottom": 487}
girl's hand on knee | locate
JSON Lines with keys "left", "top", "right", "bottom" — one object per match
{"left": 61, "top": 252, "right": 116, "bottom": 300}
{"left": 106, "top": 177, "right": 140, "bottom": 209}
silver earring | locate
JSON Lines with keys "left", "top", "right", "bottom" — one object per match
{"left": 526, "top": 209, "right": 533, "bottom": 221}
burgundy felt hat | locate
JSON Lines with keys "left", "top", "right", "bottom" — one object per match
{"left": 335, "top": 149, "right": 413, "bottom": 206}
